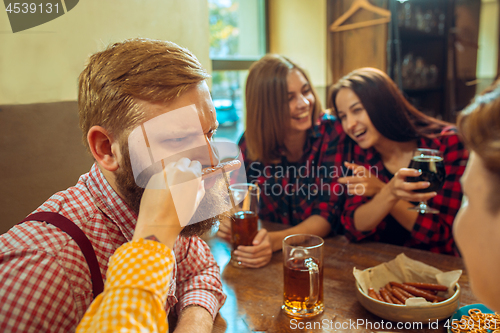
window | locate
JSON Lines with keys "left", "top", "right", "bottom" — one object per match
{"left": 208, "top": 0, "right": 267, "bottom": 142}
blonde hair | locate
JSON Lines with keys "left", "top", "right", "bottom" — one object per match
{"left": 78, "top": 38, "right": 210, "bottom": 151}
{"left": 245, "top": 54, "right": 322, "bottom": 163}
{"left": 458, "top": 79, "right": 500, "bottom": 212}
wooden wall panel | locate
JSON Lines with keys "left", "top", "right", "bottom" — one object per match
{"left": 327, "top": 0, "right": 390, "bottom": 97}
{"left": 0, "top": 102, "right": 94, "bottom": 234}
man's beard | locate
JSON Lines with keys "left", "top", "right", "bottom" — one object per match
{"left": 115, "top": 144, "right": 231, "bottom": 238}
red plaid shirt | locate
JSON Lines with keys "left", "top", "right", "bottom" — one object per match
{"left": 0, "top": 163, "right": 225, "bottom": 333}
{"left": 239, "top": 114, "right": 348, "bottom": 234}
{"left": 340, "top": 132, "right": 469, "bottom": 255}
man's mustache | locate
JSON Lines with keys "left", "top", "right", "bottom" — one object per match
{"left": 132, "top": 151, "right": 242, "bottom": 188}
{"left": 132, "top": 145, "right": 214, "bottom": 188}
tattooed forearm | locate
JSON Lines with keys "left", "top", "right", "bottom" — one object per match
{"left": 144, "top": 235, "right": 160, "bottom": 242}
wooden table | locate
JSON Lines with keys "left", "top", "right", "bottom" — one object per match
{"left": 207, "top": 222, "right": 479, "bottom": 333}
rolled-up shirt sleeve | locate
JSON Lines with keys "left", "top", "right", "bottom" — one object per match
{"left": 173, "top": 236, "right": 226, "bottom": 320}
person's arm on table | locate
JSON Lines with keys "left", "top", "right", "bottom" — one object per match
{"left": 173, "top": 235, "right": 226, "bottom": 333}
{"left": 77, "top": 158, "right": 204, "bottom": 333}
{"left": 267, "top": 215, "right": 331, "bottom": 252}
{"left": 174, "top": 305, "right": 213, "bottom": 333}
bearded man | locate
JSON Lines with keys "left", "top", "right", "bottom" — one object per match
{"left": 0, "top": 38, "right": 232, "bottom": 333}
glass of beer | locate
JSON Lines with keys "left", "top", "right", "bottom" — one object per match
{"left": 282, "top": 234, "right": 324, "bottom": 318}
{"left": 228, "top": 183, "right": 260, "bottom": 267}
{"left": 406, "top": 148, "right": 446, "bottom": 214}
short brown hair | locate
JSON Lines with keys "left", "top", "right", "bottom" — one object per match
{"left": 458, "top": 79, "right": 500, "bottom": 213}
{"left": 329, "top": 67, "right": 450, "bottom": 141}
{"left": 78, "top": 38, "right": 210, "bottom": 151}
{"left": 245, "top": 54, "right": 322, "bottom": 163}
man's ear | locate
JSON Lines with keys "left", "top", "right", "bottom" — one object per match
{"left": 87, "top": 126, "right": 120, "bottom": 172}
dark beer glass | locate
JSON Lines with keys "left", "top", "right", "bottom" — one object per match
{"left": 231, "top": 211, "right": 258, "bottom": 247}
{"left": 228, "top": 183, "right": 260, "bottom": 267}
{"left": 407, "top": 148, "right": 445, "bottom": 214}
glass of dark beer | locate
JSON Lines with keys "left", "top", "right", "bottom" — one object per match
{"left": 282, "top": 234, "right": 324, "bottom": 318}
{"left": 406, "top": 148, "right": 446, "bottom": 214}
{"left": 228, "top": 183, "right": 260, "bottom": 267}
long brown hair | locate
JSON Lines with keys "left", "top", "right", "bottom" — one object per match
{"left": 245, "top": 54, "right": 322, "bottom": 163}
{"left": 457, "top": 80, "right": 500, "bottom": 212}
{"left": 329, "top": 67, "right": 450, "bottom": 141}
{"left": 78, "top": 38, "right": 210, "bottom": 152}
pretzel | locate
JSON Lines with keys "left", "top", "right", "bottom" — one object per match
{"left": 450, "top": 308, "right": 500, "bottom": 333}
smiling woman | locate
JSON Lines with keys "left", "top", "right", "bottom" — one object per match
{"left": 216, "top": 54, "right": 347, "bottom": 268}
{"left": 330, "top": 67, "right": 469, "bottom": 256}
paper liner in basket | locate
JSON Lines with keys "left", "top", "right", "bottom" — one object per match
{"left": 353, "top": 253, "right": 462, "bottom": 306}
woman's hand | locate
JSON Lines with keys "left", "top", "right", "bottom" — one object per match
{"left": 338, "top": 162, "right": 386, "bottom": 197}
{"left": 232, "top": 228, "right": 273, "bottom": 268}
{"left": 217, "top": 218, "right": 272, "bottom": 268}
{"left": 386, "top": 168, "right": 437, "bottom": 202}
{"left": 350, "top": 167, "right": 436, "bottom": 233}
{"left": 216, "top": 216, "right": 232, "bottom": 243}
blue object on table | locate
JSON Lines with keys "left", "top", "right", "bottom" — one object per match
{"left": 447, "top": 304, "right": 495, "bottom": 333}
{"left": 214, "top": 99, "right": 239, "bottom": 126}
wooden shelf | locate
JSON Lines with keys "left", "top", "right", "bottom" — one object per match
{"left": 389, "top": 0, "right": 454, "bottom": 121}
{"left": 403, "top": 86, "right": 444, "bottom": 93}
{"left": 399, "top": 28, "right": 446, "bottom": 40}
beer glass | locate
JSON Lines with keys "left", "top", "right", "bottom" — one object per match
{"left": 228, "top": 183, "right": 260, "bottom": 267}
{"left": 282, "top": 234, "right": 324, "bottom": 318}
{"left": 406, "top": 148, "right": 445, "bottom": 214}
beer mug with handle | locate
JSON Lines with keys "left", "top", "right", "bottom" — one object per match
{"left": 282, "top": 234, "right": 324, "bottom": 318}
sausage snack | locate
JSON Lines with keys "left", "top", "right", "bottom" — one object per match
{"left": 201, "top": 160, "right": 241, "bottom": 180}
{"left": 367, "top": 288, "right": 383, "bottom": 302}
{"left": 390, "top": 282, "right": 446, "bottom": 302}
{"left": 366, "top": 281, "right": 450, "bottom": 305}
{"left": 404, "top": 282, "right": 448, "bottom": 292}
